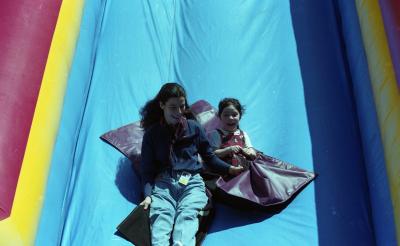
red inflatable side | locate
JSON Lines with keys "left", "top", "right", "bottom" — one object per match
{"left": 0, "top": 0, "right": 62, "bottom": 220}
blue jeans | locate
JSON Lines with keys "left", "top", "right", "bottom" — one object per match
{"left": 150, "top": 171, "right": 207, "bottom": 246}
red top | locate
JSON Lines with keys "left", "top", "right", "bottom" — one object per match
{"left": 217, "top": 129, "right": 247, "bottom": 167}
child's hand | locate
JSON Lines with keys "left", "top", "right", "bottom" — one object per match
{"left": 214, "top": 146, "right": 242, "bottom": 158}
{"left": 242, "top": 147, "right": 257, "bottom": 159}
{"left": 228, "top": 145, "right": 242, "bottom": 154}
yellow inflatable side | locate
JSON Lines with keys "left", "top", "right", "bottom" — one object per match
{"left": 0, "top": 0, "right": 85, "bottom": 245}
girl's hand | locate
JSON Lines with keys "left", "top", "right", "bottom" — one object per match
{"left": 242, "top": 147, "right": 257, "bottom": 159}
{"left": 140, "top": 196, "right": 152, "bottom": 210}
{"left": 228, "top": 145, "right": 242, "bottom": 154}
{"left": 228, "top": 165, "right": 245, "bottom": 176}
{"left": 215, "top": 145, "right": 243, "bottom": 158}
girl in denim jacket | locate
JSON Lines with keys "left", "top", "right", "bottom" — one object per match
{"left": 139, "top": 83, "right": 243, "bottom": 246}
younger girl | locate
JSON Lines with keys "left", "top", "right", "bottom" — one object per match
{"left": 139, "top": 83, "right": 243, "bottom": 246}
{"left": 206, "top": 97, "right": 315, "bottom": 209}
{"left": 208, "top": 98, "right": 257, "bottom": 166}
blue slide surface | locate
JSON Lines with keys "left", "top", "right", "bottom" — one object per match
{"left": 36, "top": 1, "right": 382, "bottom": 245}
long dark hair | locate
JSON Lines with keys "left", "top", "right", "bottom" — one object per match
{"left": 140, "top": 82, "right": 193, "bottom": 130}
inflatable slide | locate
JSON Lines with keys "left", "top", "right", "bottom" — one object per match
{"left": 0, "top": 0, "right": 399, "bottom": 245}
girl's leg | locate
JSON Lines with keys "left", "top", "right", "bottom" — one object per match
{"left": 172, "top": 174, "right": 208, "bottom": 246}
{"left": 150, "top": 175, "right": 177, "bottom": 246}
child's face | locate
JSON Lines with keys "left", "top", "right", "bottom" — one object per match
{"left": 220, "top": 104, "right": 240, "bottom": 131}
{"left": 160, "top": 96, "right": 186, "bottom": 125}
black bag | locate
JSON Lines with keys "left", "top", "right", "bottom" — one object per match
{"left": 117, "top": 205, "right": 151, "bottom": 246}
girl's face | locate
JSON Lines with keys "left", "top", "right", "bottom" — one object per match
{"left": 220, "top": 104, "right": 240, "bottom": 132}
{"left": 160, "top": 96, "right": 186, "bottom": 125}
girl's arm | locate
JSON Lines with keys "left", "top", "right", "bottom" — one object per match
{"left": 140, "top": 130, "right": 156, "bottom": 200}
{"left": 208, "top": 129, "right": 241, "bottom": 158}
{"left": 214, "top": 146, "right": 242, "bottom": 158}
{"left": 197, "top": 123, "right": 243, "bottom": 175}
{"left": 242, "top": 131, "right": 257, "bottom": 159}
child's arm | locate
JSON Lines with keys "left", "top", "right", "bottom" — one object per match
{"left": 208, "top": 129, "right": 242, "bottom": 158}
{"left": 214, "top": 146, "right": 242, "bottom": 158}
{"left": 242, "top": 131, "right": 257, "bottom": 159}
{"left": 196, "top": 122, "right": 243, "bottom": 175}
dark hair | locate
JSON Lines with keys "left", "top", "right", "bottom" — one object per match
{"left": 218, "top": 98, "right": 245, "bottom": 118}
{"left": 140, "top": 82, "right": 193, "bottom": 129}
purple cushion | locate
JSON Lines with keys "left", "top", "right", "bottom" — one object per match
{"left": 216, "top": 154, "right": 316, "bottom": 207}
{"left": 100, "top": 121, "right": 144, "bottom": 171}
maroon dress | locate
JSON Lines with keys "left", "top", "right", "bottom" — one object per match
{"left": 216, "top": 129, "right": 253, "bottom": 168}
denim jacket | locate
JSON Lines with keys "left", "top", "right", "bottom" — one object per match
{"left": 140, "top": 119, "right": 230, "bottom": 196}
